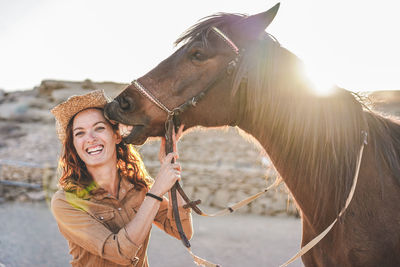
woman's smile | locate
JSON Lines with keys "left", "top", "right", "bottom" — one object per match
{"left": 86, "top": 144, "right": 104, "bottom": 155}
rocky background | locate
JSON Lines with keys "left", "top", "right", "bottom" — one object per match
{"left": 0, "top": 80, "right": 398, "bottom": 216}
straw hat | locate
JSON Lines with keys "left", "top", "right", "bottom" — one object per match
{"left": 51, "top": 90, "right": 110, "bottom": 143}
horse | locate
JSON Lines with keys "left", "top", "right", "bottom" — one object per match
{"left": 104, "top": 3, "right": 400, "bottom": 266}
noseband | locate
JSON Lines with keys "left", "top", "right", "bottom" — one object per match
{"left": 130, "top": 27, "right": 241, "bottom": 250}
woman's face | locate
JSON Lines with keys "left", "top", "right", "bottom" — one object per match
{"left": 72, "top": 108, "right": 121, "bottom": 168}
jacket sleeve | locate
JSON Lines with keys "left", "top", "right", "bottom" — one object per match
{"left": 153, "top": 197, "right": 193, "bottom": 240}
{"left": 51, "top": 191, "right": 140, "bottom": 266}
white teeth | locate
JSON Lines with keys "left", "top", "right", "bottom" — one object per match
{"left": 119, "top": 124, "right": 133, "bottom": 137}
{"left": 86, "top": 145, "right": 103, "bottom": 155}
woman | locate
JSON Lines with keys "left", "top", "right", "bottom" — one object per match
{"left": 50, "top": 90, "right": 192, "bottom": 267}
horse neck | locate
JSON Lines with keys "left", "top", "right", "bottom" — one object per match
{"left": 236, "top": 85, "right": 364, "bottom": 229}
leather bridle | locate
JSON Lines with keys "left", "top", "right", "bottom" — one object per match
{"left": 131, "top": 26, "right": 241, "bottom": 248}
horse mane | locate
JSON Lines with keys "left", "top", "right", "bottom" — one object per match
{"left": 175, "top": 13, "right": 245, "bottom": 47}
{"left": 176, "top": 13, "right": 400, "bottom": 225}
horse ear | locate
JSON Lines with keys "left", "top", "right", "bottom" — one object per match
{"left": 232, "top": 3, "right": 280, "bottom": 40}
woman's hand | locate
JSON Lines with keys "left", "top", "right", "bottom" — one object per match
{"left": 150, "top": 152, "right": 182, "bottom": 196}
{"left": 159, "top": 124, "right": 184, "bottom": 164}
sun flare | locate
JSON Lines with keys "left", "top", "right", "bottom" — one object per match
{"left": 305, "top": 64, "right": 336, "bottom": 97}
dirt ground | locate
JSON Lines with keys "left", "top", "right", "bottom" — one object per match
{"left": 0, "top": 201, "right": 303, "bottom": 267}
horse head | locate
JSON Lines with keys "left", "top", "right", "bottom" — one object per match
{"left": 104, "top": 3, "right": 280, "bottom": 145}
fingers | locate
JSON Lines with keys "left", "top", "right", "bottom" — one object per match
{"left": 153, "top": 157, "right": 183, "bottom": 195}
{"left": 172, "top": 124, "right": 184, "bottom": 154}
{"left": 170, "top": 165, "right": 181, "bottom": 183}
{"left": 167, "top": 167, "right": 181, "bottom": 181}
{"left": 172, "top": 124, "right": 184, "bottom": 142}
{"left": 172, "top": 163, "right": 181, "bottom": 171}
{"left": 161, "top": 137, "right": 166, "bottom": 147}
{"left": 164, "top": 152, "right": 178, "bottom": 163}
{"left": 175, "top": 171, "right": 181, "bottom": 181}
{"left": 161, "top": 159, "right": 181, "bottom": 175}
{"left": 172, "top": 127, "right": 177, "bottom": 153}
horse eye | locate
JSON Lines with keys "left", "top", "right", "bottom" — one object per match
{"left": 191, "top": 51, "right": 207, "bottom": 62}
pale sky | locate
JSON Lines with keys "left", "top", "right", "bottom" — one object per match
{"left": 1, "top": 0, "right": 399, "bottom": 92}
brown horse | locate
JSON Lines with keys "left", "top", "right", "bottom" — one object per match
{"left": 104, "top": 4, "right": 400, "bottom": 266}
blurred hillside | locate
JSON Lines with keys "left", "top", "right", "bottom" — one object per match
{"left": 0, "top": 80, "right": 398, "bottom": 216}
{"left": 367, "top": 90, "right": 400, "bottom": 117}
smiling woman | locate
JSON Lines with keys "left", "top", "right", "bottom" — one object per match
{"left": 49, "top": 90, "right": 193, "bottom": 267}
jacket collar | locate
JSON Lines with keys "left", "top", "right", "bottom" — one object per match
{"left": 89, "top": 174, "right": 136, "bottom": 201}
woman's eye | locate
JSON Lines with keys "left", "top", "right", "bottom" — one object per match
{"left": 95, "top": 126, "right": 105, "bottom": 131}
{"left": 74, "top": 131, "right": 84, "bottom": 137}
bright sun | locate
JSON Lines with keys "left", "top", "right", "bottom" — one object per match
{"left": 305, "top": 63, "right": 336, "bottom": 97}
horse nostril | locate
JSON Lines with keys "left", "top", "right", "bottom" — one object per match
{"left": 119, "top": 96, "right": 133, "bottom": 111}
{"left": 120, "top": 99, "right": 129, "bottom": 110}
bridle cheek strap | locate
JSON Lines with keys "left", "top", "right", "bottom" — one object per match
{"left": 211, "top": 27, "right": 240, "bottom": 55}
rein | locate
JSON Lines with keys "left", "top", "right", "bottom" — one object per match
{"left": 280, "top": 130, "right": 368, "bottom": 266}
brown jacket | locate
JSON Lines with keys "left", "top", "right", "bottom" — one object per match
{"left": 51, "top": 176, "right": 192, "bottom": 267}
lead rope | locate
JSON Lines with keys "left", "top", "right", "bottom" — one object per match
{"left": 194, "top": 179, "right": 280, "bottom": 217}
{"left": 280, "top": 130, "right": 368, "bottom": 267}
{"left": 182, "top": 130, "right": 367, "bottom": 267}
